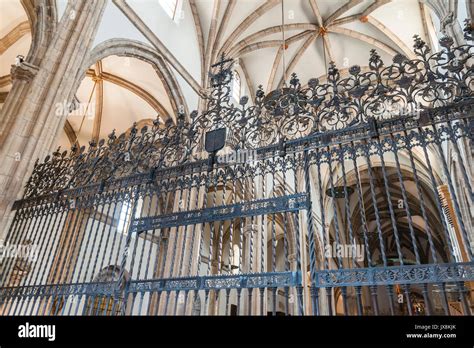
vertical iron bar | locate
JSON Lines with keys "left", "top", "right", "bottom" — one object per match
{"left": 271, "top": 153, "right": 277, "bottom": 316}
{"left": 293, "top": 152, "right": 304, "bottom": 315}
{"left": 350, "top": 141, "right": 373, "bottom": 316}
{"left": 338, "top": 143, "right": 361, "bottom": 316}
{"left": 362, "top": 139, "right": 386, "bottom": 315}
{"left": 325, "top": 146, "right": 347, "bottom": 314}
{"left": 419, "top": 126, "right": 457, "bottom": 315}
{"left": 303, "top": 148, "right": 319, "bottom": 315}
{"left": 315, "top": 150, "right": 331, "bottom": 315}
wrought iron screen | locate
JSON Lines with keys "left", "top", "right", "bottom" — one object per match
{"left": 0, "top": 24, "right": 473, "bottom": 316}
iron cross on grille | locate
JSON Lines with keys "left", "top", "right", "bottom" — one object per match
{"left": 204, "top": 54, "right": 234, "bottom": 166}
{"left": 209, "top": 53, "right": 234, "bottom": 88}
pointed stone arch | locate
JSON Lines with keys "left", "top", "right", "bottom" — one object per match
{"left": 22, "top": 0, "right": 57, "bottom": 65}
{"left": 81, "top": 38, "right": 189, "bottom": 122}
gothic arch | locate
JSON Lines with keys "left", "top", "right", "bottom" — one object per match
{"left": 22, "top": 0, "right": 57, "bottom": 66}
{"left": 0, "top": 0, "right": 57, "bottom": 144}
{"left": 79, "top": 38, "right": 189, "bottom": 122}
{"left": 83, "top": 265, "right": 130, "bottom": 316}
{"left": 323, "top": 163, "right": 451, "bottom": 269}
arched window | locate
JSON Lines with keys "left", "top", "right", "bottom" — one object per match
{"left": 159, "top": 0, "right": 181, "bottom": 20}
{"left": 231, "top": 244, "right": 240, "bottom": 274}
{"left": 117, "top": 198, "right": 143, "bottom": 234}
{"left": 232, "top": 71, "right": 241, "bottom": 101}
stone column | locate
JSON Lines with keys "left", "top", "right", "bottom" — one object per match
{"left": 288, "top": 253, "right": 297, "bottom": 316}
{"left": 0, "top": 1, "right": 107, "bottom": 236}
{"left": 423, "top": 0, "right": 465, "bottom": 45}
{"left": 0, "top": 63, "right": 39, "bottom": 145}
{"left": 0, "top": 0, "right": 57, "bottom": 144}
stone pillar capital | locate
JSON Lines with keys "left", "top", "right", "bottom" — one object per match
{"left": 440, "top": 11, "right": 456, "bottom": 33}
{"left": 243, "top": 224, "right": 258, "bottom": 236}
{"left": 10, "top": 62, "right": 39, "bottom": 82}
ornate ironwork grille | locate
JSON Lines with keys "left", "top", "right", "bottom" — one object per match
{"left": 1, "top": 25, "right": 473, "bottom": 316}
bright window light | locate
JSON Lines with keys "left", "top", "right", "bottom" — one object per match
{"left": 159, "top": 0, "right": 179, "bottom": 20}
{"left": 117, "top": 199, "right": 143, "bottom": 233}
{"left": 232, "top": 71, "right": 241, "bottom": 101}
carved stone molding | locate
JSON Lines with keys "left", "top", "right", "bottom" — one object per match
{"left": 243, "top": 223, "right": 258, "bottom": 236}
{"left": 440, "top": 11, "right": 455, "bottom": 33}
{"left": 10, "top": 62, "right": 39, "bottom": 82}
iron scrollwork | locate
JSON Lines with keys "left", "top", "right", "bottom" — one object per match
{"left": 22, "top": 20, "right": 473, "bottom": 198}
{"left": 314, "top": 262, "right": 474, "bottom": 287}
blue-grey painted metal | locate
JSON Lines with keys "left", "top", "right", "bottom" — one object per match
{"left": 315, "top": 262, "right": 474, "bottom": 287}
{"left": 130, "top": 193, "right": 309, "bottom": 233}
